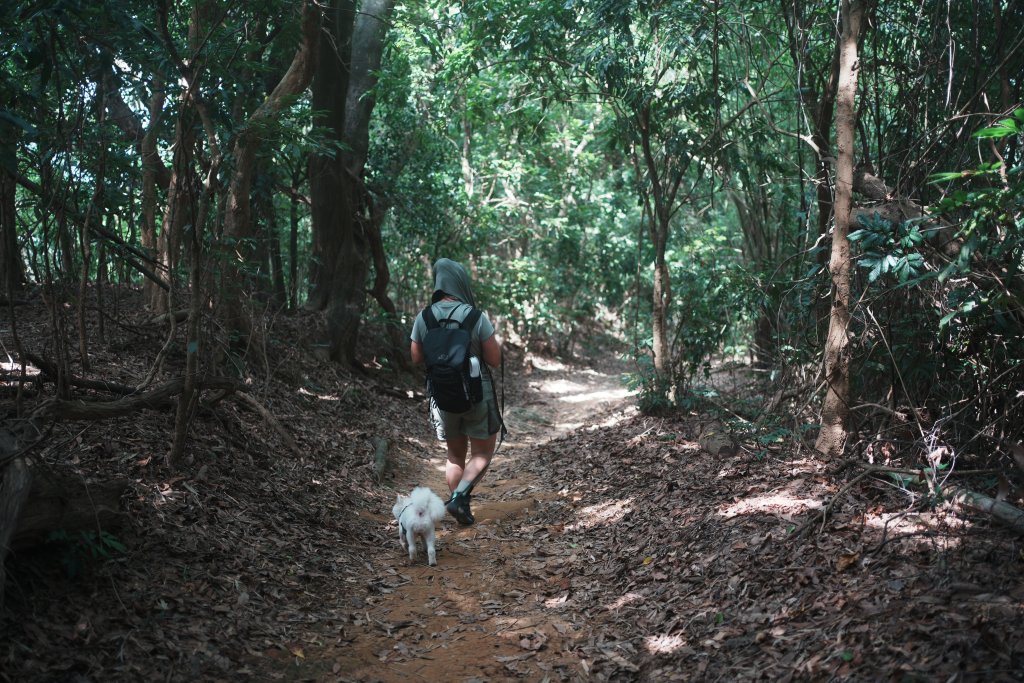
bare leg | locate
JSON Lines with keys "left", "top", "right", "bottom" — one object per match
{"left": 445, "top": 434, "right": 468, "bottom": 493}
{"left": 446, "top": 433, "right": 497, "bottom": 526}
{"left": 461, "top": 433, "right": 497, "bottom": 488}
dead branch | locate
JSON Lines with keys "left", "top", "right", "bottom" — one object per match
{"left": 32, "top": 377, "right": 245, "bottom": 421}
{"left": 231, "top": 392, "right": 302, "bottom": 458}
{"left": 948, "top": 485, "right": 1024, "bottom": 535}
{"left": 26, "top": 352, "right": 138, "bottom": 396}
{"left": 792, "top": 460, "right": 1011, "bottom": 539}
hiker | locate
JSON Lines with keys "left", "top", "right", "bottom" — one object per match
{"left": 410, "top": 258, "right": 503, "bottom": 526}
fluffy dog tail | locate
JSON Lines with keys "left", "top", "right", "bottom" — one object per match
{"left": 409, "top": 486, "right": 446, "bottom": 523}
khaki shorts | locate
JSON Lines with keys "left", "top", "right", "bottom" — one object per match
{"left": 430, "top": 387, "right": 500, "bottom": 440}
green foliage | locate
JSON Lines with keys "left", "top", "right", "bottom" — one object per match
{"left": 666, "top": 223, "right": 753, "bottom": 387}
{"left": 623, "top": 341, "right": 674, "bottom": 415}
{"left": 47, "top": 529, "right": 128, "bottom": 579}
{"left": 848, "top": 214, "right": 927, "bottom": 284}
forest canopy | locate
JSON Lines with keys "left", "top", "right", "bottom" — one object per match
{"left": 1, "top": 0, "right": 1023, "bottom": 469}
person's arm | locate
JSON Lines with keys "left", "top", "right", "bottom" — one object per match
{"left": 410, "top": 340, "right": 425, "bottom": 365}
{"left": 480, "top": 335, "right": 501, "bottom": 368}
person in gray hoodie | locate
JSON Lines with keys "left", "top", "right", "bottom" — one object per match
{"left": 410, "top": 258, "right": 503, "bottom": 525}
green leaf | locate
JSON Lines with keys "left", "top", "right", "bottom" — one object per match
{"left": 974, "top": 122, "right": 1018, "bottom": 139}
{"left": 928, "top": 171, "right": 967, "bottom": 183}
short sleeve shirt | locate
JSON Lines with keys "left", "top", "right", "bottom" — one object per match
{"left": 411, "top": 301, "right": 495, "bottom": 382}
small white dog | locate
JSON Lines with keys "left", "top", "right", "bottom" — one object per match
{"left": 392, "top": 487, "right": 446, "bottom": 565}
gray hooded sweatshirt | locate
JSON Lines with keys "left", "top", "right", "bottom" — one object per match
{"left": 410, "top": 259, "right": 495, "bottom": 375}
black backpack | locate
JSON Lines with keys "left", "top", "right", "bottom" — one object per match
{"left": 421, "top": 304, "right": 484, "bottom": 413}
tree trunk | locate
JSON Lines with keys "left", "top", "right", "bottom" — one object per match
{"left": 0, "top": 169, "right": 24, "bottom": 297}
{"left": 343, "top": 0, "right": 395, "bottom": 175}
{"left": 155, "top": 109, "right": 198, "bottom": 316}
{"left": 141, "top": 86, "right": 168, "bottom": 309}
{"left": 651, "top": 239, "right": 671, "bottom": 381}
{"left": 222, "top": 0, "right": 320, "bottom": 341}
{"left": 307, "top": 0, "right": 356, "bottom": 315}
{"left": 289, "top": 179, "right": 300, "bottom": 311}
{"left": 816, "top": 0, "right": 864, "bottom": 458}
{"left": 309, "top": 0, "right": 397, "bottom": 365}
{"left": 635, "top": 102, "right": 676, "bottom": 390}
{"left": 265, "top": 188, "right": 287, "bottom": 307}
{"left": 0, "top": 458, "right": 32, "bottom": 608}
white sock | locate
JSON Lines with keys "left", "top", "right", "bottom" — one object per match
{"left": 454, "top": 480, "right": 472, "bottom": 496}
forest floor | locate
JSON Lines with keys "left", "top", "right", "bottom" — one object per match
{"left": 2, "top": 287, "right": 1024, "bottom": 682}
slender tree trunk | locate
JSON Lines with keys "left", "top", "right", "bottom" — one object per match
{"left": 782, "top": 0, "right": 841, "bottom": 344}
{"left": 636, "top": 102, "right": 675, "bottom": 389}
{"left": 289, "top": 182, "right": 300, "bottom": 312}
{"left": 264, "top": 187, "right": 287, "bottom": 307}
{"left": 222, "top": 0, "right": 320, "bottom": 341}
{"left": 816, "top": 0, "right": 864, "bottom": 457}
{"left": 141, "top": 86, "right": 167, "bottom": 309}
{"left": 156, "top": 110, "right": 197, "bottom": 316}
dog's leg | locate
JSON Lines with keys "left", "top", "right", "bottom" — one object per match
{"left": 424, "top": 526, "right": 437, "bottom": 566}
{"left": 398, "top": 523, "right": 407, "bottom": 551}
{"left": 406, "top": 527, "right": 417, "bottom": 563}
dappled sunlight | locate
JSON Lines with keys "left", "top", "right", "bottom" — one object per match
{"left": 297, "top": 387, "right": 345, "bottom": 401}
{"left": 645, "top": 634, "right": 690, "bottom": 655}
{"left": 566, "top": 498, "right": 633, "bottom": 531}
{"left": 557, "top": 388, "right": 634, "bottom": 404}
{"left": 527, "top": 356, "right": 570, "bottom": 372}
{"left": 606, "top": 591, "right": 643, "bottom": 611}
{"left": 719, "top": 492, "right": 822, "bottom": 519}
{"left": 862, "top": 512, "right": 965, "bottom": 549}
{"left": 536, "top": 378, "right": 592, "bottom": 395}
{"left": 544, "top": 593, "right": 570, "bottom": 608}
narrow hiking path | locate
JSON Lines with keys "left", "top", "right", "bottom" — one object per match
{"left": 332, "top": 356, "right": 637, "bottom": 682}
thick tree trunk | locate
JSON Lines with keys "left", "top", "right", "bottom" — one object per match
{"left": 0, "top": 458, "right": 32, "bottom": 608}
{"left": 343, "top": 0, "right": 395, "bottom": 175}
{"left": 0, "top": 170, "right": 24, "bottom": 296}
{"left": 816, "top": 0, "right": 864, "bottom": 458}
{"left": 309, "top": 0, "right": 398, "bottom": 365}
{"left": 307, "top": 0, "right": 356, "bottom": 315}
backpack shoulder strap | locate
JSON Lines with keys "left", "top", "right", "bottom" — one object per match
{"left": 462, "top": 307, "right": 482, "bottom": 333}
{"left": 422, "top": 306, "right": 440, "bottom": 329}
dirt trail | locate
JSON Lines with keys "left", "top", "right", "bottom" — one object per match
{"left": 333, "top": 356, "right": 635, "bottom": 682}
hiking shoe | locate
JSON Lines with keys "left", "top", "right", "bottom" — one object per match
{"left": 446, "top": 491, "right": 475, "bottom": 526}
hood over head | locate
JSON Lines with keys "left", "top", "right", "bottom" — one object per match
{"left": 431, "top": 258, "right": 476, "bottom": 307}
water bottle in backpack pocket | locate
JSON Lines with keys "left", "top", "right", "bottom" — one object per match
{"left": 468, "top": 356, "right": 483, "bottom": 403}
